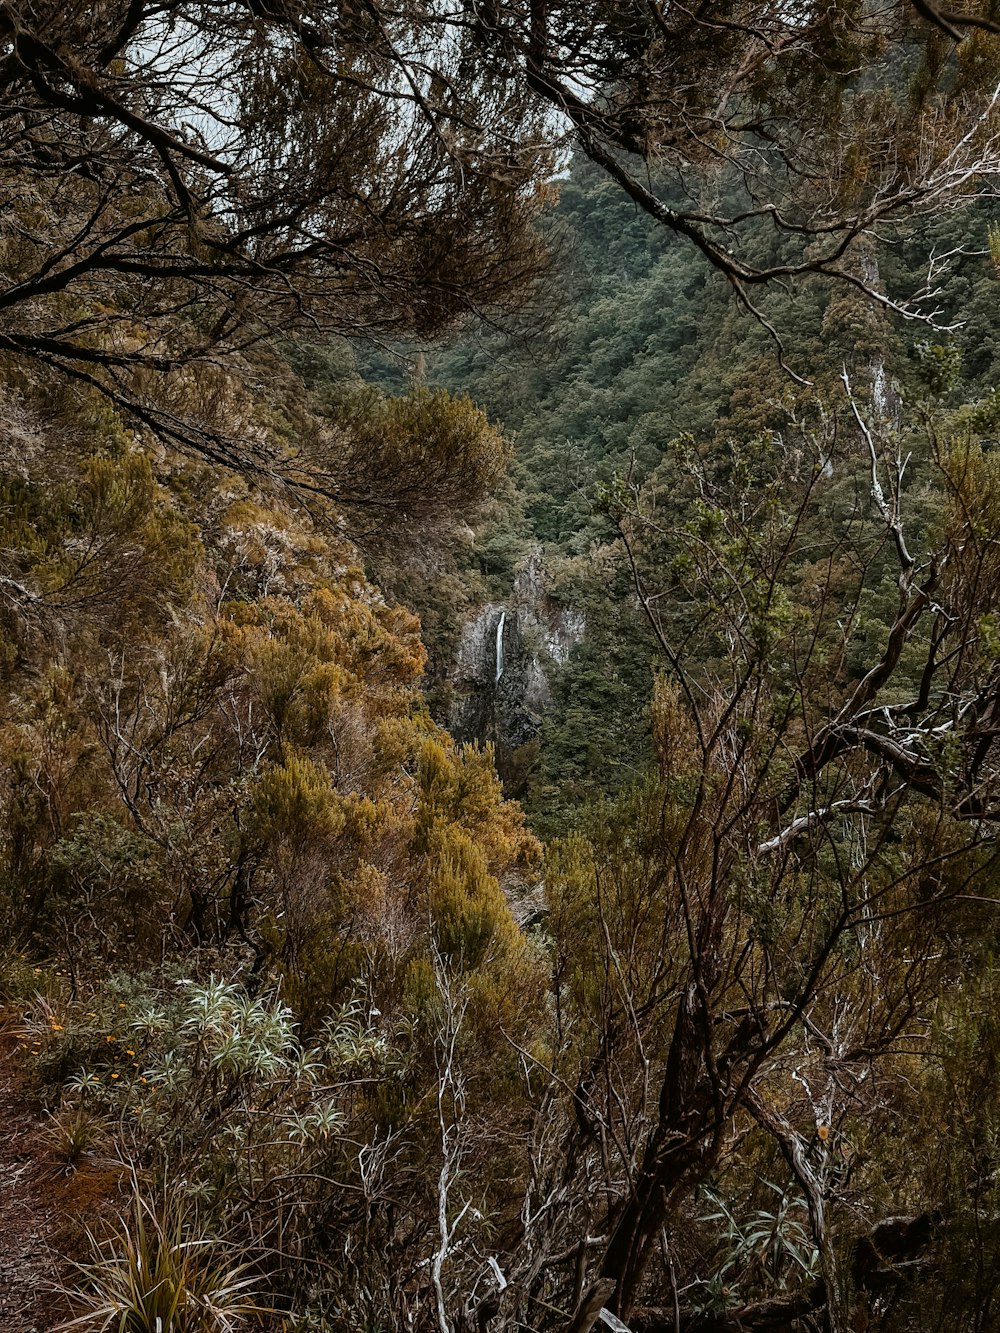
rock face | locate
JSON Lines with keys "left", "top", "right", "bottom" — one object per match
{"left": 447, "top": 548, "right": 585, "bottom": 759}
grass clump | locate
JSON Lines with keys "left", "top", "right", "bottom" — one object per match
{"left": 61, "top": 1184, "right": 269, "bottom": 1332}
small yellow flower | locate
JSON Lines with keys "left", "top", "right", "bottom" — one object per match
{"left": 106, "top": 1035, "right": 115, "bottom": 1043}
{"left": 125, "top": 1049, "right": 135, "bottom": 1056}
{"left": 111, "top": 1073, "right": 119, "bottom": 1079}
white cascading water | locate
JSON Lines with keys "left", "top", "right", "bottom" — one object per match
{"left": 494, "top": 610, "right": 506, "bottom": 684}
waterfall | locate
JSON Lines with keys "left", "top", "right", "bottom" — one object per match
{"left": 494, "top": 610, "right": 506, "bottom": 685}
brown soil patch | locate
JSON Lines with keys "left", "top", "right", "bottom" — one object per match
{"left": 0, "top": 1022, "right": 64, "bottom": 1331}
{"left": 0, "top": 1016, "right": 120, "bottom": 1332}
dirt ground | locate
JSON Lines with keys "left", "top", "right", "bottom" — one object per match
{"left": 0, "top": 1021, "right": 64, "bottom": 1332}
{"left": 0, "top": 1017, "right": 119, "bottom": 1333}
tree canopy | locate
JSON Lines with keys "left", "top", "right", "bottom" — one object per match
{"left": 4, "top": 0, "right": 1000, "bottom": 466}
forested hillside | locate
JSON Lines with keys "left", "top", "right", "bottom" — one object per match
{"left": 397, "top": 156, "right": 1000, "bottom": 832}
{"left": 5, "top": 4, "right": 1000, "bottom": 1333}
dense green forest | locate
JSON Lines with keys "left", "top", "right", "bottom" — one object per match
{"left": 5, "top": 4, "right": 1000, "bottom": 1333}
{"left": 378, "top": 159, "right": 1000, "bottom": 834}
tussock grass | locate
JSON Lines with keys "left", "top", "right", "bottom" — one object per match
{"left": 60, "top": 1183, "right": 270, "bottom": 1332}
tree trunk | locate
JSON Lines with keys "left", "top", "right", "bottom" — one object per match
{"left": 600, "top": 984, "right": 721, "bottom": 1315}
